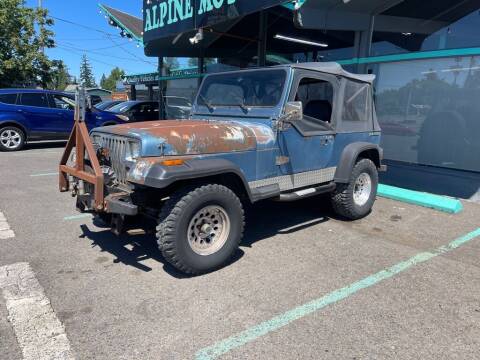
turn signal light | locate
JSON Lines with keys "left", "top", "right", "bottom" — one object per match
{"left": 161, "top": 159, "right": 185, "bottom": 166}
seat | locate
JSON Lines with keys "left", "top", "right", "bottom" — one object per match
{"left": 303, "top": 100, "right": 332, "bottom": 123}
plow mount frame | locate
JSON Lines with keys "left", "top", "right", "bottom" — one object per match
{"left": 59, "top": 87, "right": 104, "bottom": 210}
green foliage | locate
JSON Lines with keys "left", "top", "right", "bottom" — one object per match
{"left": 0, "top": 0, "right": 55, "bottom": 87}
{"left": 187, "top": 58, "right": 217, "bottom": 69}
{"left": 99, "top": 67, "right": 125, "bottom": 91}
{"left": 100, "top": 74, "right": 107, "bottom": 89}
{"left": 165, "top": 58, "right": 180, "bottom": 71}
{"left": 79, "top": 54, "right": 96, "bottom": 88}
{"left": 47, "top": 60, "right": 71, "bottom": 90}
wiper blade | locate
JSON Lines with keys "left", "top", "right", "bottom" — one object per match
{"left": 199, "top": 95, "right": 215, "bottom": 112}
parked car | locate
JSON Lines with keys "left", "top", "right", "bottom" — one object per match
{"left": 107, "top": 101, "right": 160, "bottom": 122}
{"left": 89, "top": 95, "right": 103, "bottom": 106}
{"left": 0, "top": 89, "right": 127, "bottom": 151}
{"left": 62, "top": 63, "right": 385, "bottom": 275}
{"left": 164, "top": 96, "right": 192, "bottom": 119}
{"left": 95, "top": 100, "right": 124, "bottom": 111}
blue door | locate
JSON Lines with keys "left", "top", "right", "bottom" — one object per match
{"left": 18, "top": 93, "right": 59, "bottom": 139}
{"left": 277, "top": 72, "right": 338, "bottom": 177}
{"left": 49, "top": 94, "right": 76, "bottom": 136}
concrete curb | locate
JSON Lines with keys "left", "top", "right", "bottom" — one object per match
{"left": 377, "top": 184, "right": 463, "bottom": 214}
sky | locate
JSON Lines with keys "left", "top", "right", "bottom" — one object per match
{"left": 25, "top": 0, "right": 162, "bottom": 84}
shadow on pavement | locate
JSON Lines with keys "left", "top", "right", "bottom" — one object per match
{"left": 78, "top": 195, "right": 333, "bottom": 277}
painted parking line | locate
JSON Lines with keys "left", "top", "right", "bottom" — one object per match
{"left": 0, "top": 262, "right": 75, "bottom": 360}
{"left": 195, "top": 227, "right": 480, "bottom": 360}
{"left": 30, "top": 172, "right": 59, "bottom": 177}
{"left": 11, "top": 150, "right": 62, "bottom": 156}
{"left": 0, "top": 211, "right": 15, "bottom": 240}
{"left": 64, "top": 213, "right": 92, "bottom": 221}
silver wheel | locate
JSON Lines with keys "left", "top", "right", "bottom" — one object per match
{"left": 187, "top": 205, "right": 231, "bottom": 256}
{"left": 0, "top": 129, "right": 22, "bottom": 149}
{"left": 353, "top": 172, "right": 372, "bottom": 206}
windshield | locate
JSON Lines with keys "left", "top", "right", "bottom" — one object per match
{"left": 166, "top": 97, "right": 191, "bottom": 107}
{"left": 197, "top": 69, "right": 286, "bottom": 108}
{"left": 108, "top": 101, "right": 136, "bottom": 113}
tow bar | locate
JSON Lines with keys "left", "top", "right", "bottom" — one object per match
{"left": 58, "top": 87, "right": 105, "bottom": 211}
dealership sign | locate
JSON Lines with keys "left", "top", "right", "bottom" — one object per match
{"left": 143, "top": 0, "right": 286, "bottom": 42}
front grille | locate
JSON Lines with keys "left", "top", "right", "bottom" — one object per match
{"left": 91, "top": 134, "right": 130, "bottom": 185}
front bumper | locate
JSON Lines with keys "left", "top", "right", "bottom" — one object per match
{"left": 76, "top": 191, "right": 138, "bottom": 216}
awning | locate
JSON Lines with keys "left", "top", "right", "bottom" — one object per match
{"left": 99, "top": 4, "right": 143, "bottom": 44}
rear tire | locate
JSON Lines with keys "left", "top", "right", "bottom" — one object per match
{"left": 156, "top": 184, "right": 244, "bottom": 275}
{"left": 331, "top": 158, "right": 378, "bottom": 220}
{"left": 0, "top": 126, "right": 25, "bottom": 151}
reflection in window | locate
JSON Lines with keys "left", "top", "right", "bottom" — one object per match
{"left": 372, "top": 5, "right": 480, "bottom": 56}
{"left": 374, "top": 56, "right": 480, "bottom": 172}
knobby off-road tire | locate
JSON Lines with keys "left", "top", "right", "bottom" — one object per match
{"left": 331, "top": 158, "right": 378, "bottom": 220}
{"left": 0, "top": 126, "right": 25, "bottom": 151}
{"left": 157, "top": 184, "right": 245, "bottom": 275}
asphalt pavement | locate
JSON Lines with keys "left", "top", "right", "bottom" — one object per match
{"left": 0, "top": 143, "right": 479, "bottom": 360}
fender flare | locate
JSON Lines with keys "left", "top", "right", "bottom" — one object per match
{"left": 141, "top": 158, "right": 256, "bottom": 201}
{"left": 334, "top": 142, "right": 383, "bottom": 183}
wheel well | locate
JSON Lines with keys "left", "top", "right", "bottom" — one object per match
{"left": 163, "top": 172, "right": 251, "bottom": 204}
{"left": 0, "top": 122, "right": 27, "bottom": 137}
{"left": 357, "top": 149, "right": 380, "bottom": 168}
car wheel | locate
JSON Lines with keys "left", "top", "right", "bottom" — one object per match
{"left": 157, "top": 184, "right": 245, "bottom": 275}
{"left": 0, "top": 126, "right": 25, "bottom": 151}
{"left": 331, "top": 158, "right": 378, "bottom": 220}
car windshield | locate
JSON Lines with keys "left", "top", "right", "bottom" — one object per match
{"left": 108, "top": 101, "right": 136, "bottom": 113}
{"left": 95, "top": 101, "right": 116, "bottom": 110}
{"left": 166, "top": 97, "right": 191, "bottom": 107}
{"left": 197, "top": 69, "right": 287, "bottom": 108}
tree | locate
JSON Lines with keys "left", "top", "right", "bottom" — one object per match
{"left": 187, "top": 58, "right": 217, "bottom": 69}
{"left": 79, "top": 54, "right": 96, "bottom": 88}
{"left": 100, "top": 74, "right": 107, "bottom": 89}
{"left": 100, "top": 67, "right": 125, "bottom": 91}
{"left": 47, "top": 60, "right": 71, "bottom": 90}
{"left": 164, "top": 57, "right": 180, "bottom": 72}
{"left": 0, "top": 0, "right": 55, "bottom": 87}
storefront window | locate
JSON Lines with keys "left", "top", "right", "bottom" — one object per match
{"left": 373, "top": 56, "right": 480, "bottom": 172}
{"left": 372, "top": 5, "right": 480, "bottom": 56}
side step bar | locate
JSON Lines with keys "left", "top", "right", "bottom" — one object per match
{"left": 276, "top": 183, "right": 336, "bottom": 202}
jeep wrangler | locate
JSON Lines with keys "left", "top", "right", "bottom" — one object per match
{"left": 60, "top": 63, "right": 384, "bottom": 275}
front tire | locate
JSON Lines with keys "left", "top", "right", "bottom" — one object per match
{"left": 331, "top": 158, "right": 378, "bottom": 220}
{"left": 157, "top": 184, "right": 245, "bottom": 275}
{"left": 0, "top": 126, "right": 25, "bottom": 151}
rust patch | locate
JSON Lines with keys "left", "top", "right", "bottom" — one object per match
{"left": 107, "top": 120, "right": 262, "bottom": 155}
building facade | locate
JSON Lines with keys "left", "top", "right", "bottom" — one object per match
{"left": 101, "top": 0, "right": 480, "bottom": 200}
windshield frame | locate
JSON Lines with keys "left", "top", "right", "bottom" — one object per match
{"left": 194, "top": 68, "right": 289, "bottom": 111}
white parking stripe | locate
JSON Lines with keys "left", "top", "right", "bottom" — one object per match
{"left": 0, "top": 263, "right": 75, "bottom": 360}
{"left": 0, "top": 211, "right": 14, "bottom": 239}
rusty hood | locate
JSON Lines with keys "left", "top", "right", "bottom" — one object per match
{"left": 98, "top": 119, "right": 276, "bottom": 156}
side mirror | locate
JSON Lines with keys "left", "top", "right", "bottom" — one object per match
{"left": 282, "top": 101, "right": 303, "bottom": 123}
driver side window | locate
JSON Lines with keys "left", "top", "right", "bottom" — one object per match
{"left": 51, "top": 95, "right": 75, "bottom": 111}
{"left": 295, "top": 78, "right": 334, "bottom": 124}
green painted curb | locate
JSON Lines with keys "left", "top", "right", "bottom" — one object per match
{"left": 377, "top": 184, "right": 463, "bottom": 214}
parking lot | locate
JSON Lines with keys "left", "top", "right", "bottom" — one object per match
{"left": 1, "top": 144, "right": 479, "bottom": 360}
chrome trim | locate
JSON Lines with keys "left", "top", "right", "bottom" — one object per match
{"left": 91, "top": 133, "right": 138, "bottom": 185}
{"left": 248, "top": 167, "right": 336, "bottom": 191}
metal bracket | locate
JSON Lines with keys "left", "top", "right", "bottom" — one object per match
{"left": 59, "top": 85, "right": 105, "bottom": 210}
